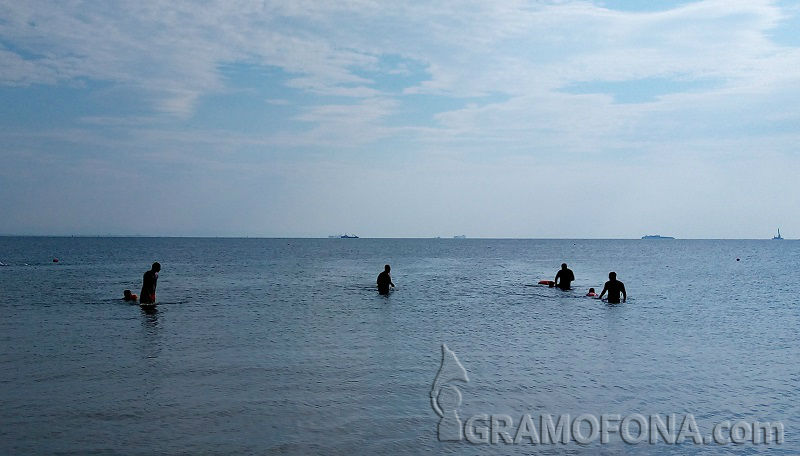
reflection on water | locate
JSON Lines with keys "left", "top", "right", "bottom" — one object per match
{"left": 141, "top": 305, "right": 159, "bottom": 319}
{"left": 140, "top": 305, "right": 161, "bottom": 360}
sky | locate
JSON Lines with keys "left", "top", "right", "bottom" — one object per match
{"left": 1, "top": 0, "right": 799, "bottom": 238}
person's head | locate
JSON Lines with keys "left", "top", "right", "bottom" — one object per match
{"left": 609, "top": 271, "right": 616, "bottom": 280}
{"left": 124, "top": 289, "right": 132, "bottom": 298}
{"left": 561, "top": 263, "right": 567, "bottom": 269}
{"left": 384, "top": 264, "right": 391, "bottom": 272}
{"left": 152, "top": 262, "right": 161, "bottom": 272}
{"left": 589, "top": 287, "right": 595, "bottom": 293}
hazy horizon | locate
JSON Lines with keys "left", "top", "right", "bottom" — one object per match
{"left": 0, "top": 234, "right": 793, "bottom": 240}
{"left": 2, "top": 1, "right": 799, "bottom": 238}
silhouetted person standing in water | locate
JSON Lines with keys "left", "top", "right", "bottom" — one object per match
{"left": 599, "top": 272, "right": 626, "bottom": 304}
{"left": 377, "top": 264, "right": 395, "bottom": 295}
{"left": 140, "top": 262, "right": 161, "bottom": 304}
{"left": 554, "top": 263, "right": 574, "bottom": 290}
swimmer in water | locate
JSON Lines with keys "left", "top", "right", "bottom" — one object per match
{"left": 554, "top": 263, "right": 575, "bottom": 290}
{"left": 123, "top": 289, "right": 138, "bottom": 301}
{"left": 598, "top": 272, "right": 626, "bottom": 304}
{"left": 586, "top": 288, "right": 597, "bottom": 297}
{"left": 139, "top": 262, "right": 160, "bottom": 304}
{"left": 377, "top": 264, "right": 395, "bottom": 295}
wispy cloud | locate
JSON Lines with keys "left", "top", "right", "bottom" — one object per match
{"left": 1, "top": 0, "right": 799, "bottom": 235}
{"left": 2, "top": 1, "right": 797, "bottom": 119}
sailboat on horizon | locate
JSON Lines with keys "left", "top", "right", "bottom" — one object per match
{"left": 772, "top": 228, "right": 783, "bottom": 240}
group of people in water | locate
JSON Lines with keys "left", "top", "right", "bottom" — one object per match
{"left": 553, "top": 262, "right": 626, "bottom": 303}
{"left": 123, "top": 262, "right": 160, "bottom": 305}
{"left": 123, "top": 260, "right": 624, "bottom": 305}
{"left": 378, "top": 262, "right": 627, "bottom": 303}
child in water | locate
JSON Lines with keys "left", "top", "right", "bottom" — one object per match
{"left": 586, "top": 288, "right": 597, "bottom": 297}
{"left": 123, "top": 289, "right": 138, "bottom": 302}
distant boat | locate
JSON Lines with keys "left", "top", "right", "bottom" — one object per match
{"left": 641, "top": 235, "right": 675, "bottom": 239}
{"left": 340, "top": 234, "right": 359, "bottom": 239}
{"left": 772, "top": 228, "right": 783, "bottom": 240}
{"left": 453, "top": 235, "right": 466, "bottom": 239}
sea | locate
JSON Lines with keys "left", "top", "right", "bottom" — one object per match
{"left": 0, "top": 237, "right": 798, "bottom": 455}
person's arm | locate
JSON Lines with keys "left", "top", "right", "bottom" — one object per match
{"left": 554, "top": 271, "right": 560, "bottom": 285}
{"left": 621, "top": 284, "right": 627, "bottom": 302}
{"left": 598, "top": 284, "right": 608, "bottom": 299}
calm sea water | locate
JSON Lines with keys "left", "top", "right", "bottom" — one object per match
{"left": 1, "top": 237, "right": 798, "bottom": 455}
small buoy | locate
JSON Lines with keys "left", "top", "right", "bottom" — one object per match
{"left": 53, "top": 258, "right": 59, "bottom": 263}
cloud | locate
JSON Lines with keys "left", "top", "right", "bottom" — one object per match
{"left": 1, "top": 1, "right": 797, "bottom": 120}
{"left": 1, "top": 0, "right": 800, "bottom": 235}
{"left": 290, "top": 97, "right": 404, "bottom": 146}
{"left": 0, "top": 0, "right": 796, "bottom": 151}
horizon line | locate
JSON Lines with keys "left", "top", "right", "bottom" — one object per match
{"left": 0, "top": 234, "right": 793, "bottom": 241}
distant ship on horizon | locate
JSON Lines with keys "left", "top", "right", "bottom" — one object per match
{"left": 340, "top": 233, "right": 359, "bottom": 239}
{"left": 772, "top": 228, "right": 783, "bottom": 240}
{"left": 453, "top": 234, "right": 466, "bottom": 239}
{"left": 641, "top": 234, "right": 675, "bottom": 239}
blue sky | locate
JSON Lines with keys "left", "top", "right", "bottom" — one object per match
{"left": 1, "top": 0, "right": 799, "bottom": 238}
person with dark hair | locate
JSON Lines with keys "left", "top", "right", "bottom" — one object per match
{"left": 123, "top": 289, "right": 138, "bottom": 302}
{"left": 377, "top": 264, "right": 395, "bottom": 295}
{"left": 554, "top": 263, "right": 574, "bottom": 290}
{"left": 599, "top": 272, "right": 626, "bottom": 304}
{"left": 139, "top": 262, "right": 161, "bottom": 304}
